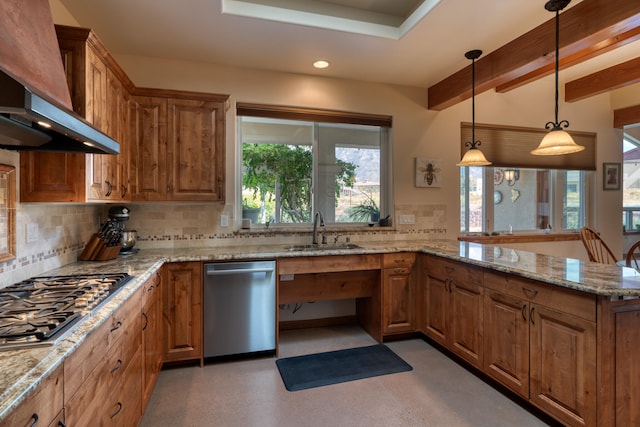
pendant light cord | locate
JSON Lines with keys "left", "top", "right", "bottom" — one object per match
{"left": 471, "top": 55, "right": 476, "bottom": 147}
{"left": 553, "top": 8, "right": 560, "bottom": 126}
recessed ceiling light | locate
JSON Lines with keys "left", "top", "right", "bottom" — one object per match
{"left": 313, "top": 60, "right": 329, "bottom": 69}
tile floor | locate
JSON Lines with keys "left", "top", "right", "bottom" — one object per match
{"left": 141, "top": 325, "right": 556, "bottom": 426}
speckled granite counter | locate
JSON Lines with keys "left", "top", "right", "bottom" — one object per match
{"left": 2, "top": 239, "right": 640, "bottom": 421}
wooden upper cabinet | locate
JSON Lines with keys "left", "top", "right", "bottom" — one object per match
{"left": 20, "top": 25, "right": 134, "bottom": 203}
{"left": 131, "top": 89, "right": 229, "bottom": 202}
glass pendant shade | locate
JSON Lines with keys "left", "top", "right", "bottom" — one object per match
{"left": 531, "top": 128, "right": 585, "bottom": 155}
{"left": 456, "top": 146, "right": 491, "bottom": 166}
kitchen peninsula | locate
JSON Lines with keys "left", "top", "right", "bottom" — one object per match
{"left": 1, "top": 240, "right": 639, "bottom": 426}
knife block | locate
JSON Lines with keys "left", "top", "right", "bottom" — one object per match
{"left": 78, "top": 234, "right": 121, "bottom": 261}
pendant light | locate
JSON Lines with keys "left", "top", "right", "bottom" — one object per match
{"left": 457, "top": 49, "right": 491, "bottom": 167}
{"left": 531, "top": 0, "right": 584, "bottom": 156}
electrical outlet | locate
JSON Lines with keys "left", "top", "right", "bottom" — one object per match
{"left": 220, "top": 214, "right": 229, "bottom": 227}
{"left": 399, "top": 214, "right": 415, "bottom": 225}
{"left": 26, "top": 223, "right": 39, "bottom": 243}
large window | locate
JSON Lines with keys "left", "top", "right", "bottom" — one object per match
{"left": 623, "top": 129, "right": 640, "bottom": 231}
{"left": 461, "top": 167, "right": 593, "bottom": 233}
{"left": 237, "top": 105, "right": 391, "bottom": 227}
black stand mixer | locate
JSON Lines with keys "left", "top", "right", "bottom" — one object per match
{"left": 108, "top": 206, "right": 138, "bottom": 254}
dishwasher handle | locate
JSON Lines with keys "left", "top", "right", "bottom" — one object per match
{"left": 205, "top": 267, "right": 274, "bottom": 276}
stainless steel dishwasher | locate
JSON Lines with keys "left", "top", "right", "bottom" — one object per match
{"left": 203, "top": 260, "right": 276, "bottom": 358}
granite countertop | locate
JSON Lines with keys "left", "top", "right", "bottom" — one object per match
{"left": 2, "top": 239, "right": 640, "bottom": 421}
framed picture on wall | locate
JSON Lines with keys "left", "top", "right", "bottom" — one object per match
{"left": 603, "top": 162, "right": 621, "bottom": 191}
{"left": 415, "top": 158, "right": 442, "bottom": 188}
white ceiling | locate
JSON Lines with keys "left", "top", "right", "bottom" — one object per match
{"left": 58, "top": 0, "right": 637, "bottom": 92}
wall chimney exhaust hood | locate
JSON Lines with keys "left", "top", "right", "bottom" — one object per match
{"left": 0, "top": 0, "right": 120, "bottom": 155}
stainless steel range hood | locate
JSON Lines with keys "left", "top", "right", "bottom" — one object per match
{"left": 0, "top": 0, "right": 120, "bottom": 155}
{"left": 0, "top": 70, "right": 120, "bottom": 155}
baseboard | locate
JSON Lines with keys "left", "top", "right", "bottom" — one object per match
{"left": 279, "top": 315, "right": 357, "bottom": 330}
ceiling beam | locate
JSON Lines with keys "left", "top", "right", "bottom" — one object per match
{"left": 614, "top": 104, "right": 640, "bottom": 128}
{"left": 427, "top": 0, "right": 640, "bottom": 111}
{"left": 565, "top": 56, "right": 640, "bottom": 102}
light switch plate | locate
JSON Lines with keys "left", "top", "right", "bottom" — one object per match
{"left": 220, "top": 214, "right": 229, "bottom": 227}
{"left": 399, "top": 214, "right": 415, "bottom": 224}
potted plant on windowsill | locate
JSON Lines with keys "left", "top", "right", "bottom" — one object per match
{"left": 347, "top": 194, "right": 380, "bottom": 223}
{"left": 242, "top": 196, "right": 262, "bottom": 223}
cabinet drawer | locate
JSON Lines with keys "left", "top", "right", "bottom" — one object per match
{"left": 0, "top": 365, "right": 63, "bottom": 427}
{"left": 278, "top": 254, "right": 381, "bottom": 275}
{"left": 383, "top": 252, "right": 416, "bottom": 269}
{"left": 426, "top": 256, "right": 482, "bottom": 286}
{"left": 484, "top": 271, "right": 596, "bottom": 321}
{"left": 107, "top": 288, "right": 141, "bottom": 349}
{"left": 141, "top": 271, "right": 161, "bottom": 309}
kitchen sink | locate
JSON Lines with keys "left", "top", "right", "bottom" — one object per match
{"left": 284, "top": 243, "right": 362, "bottom": 252}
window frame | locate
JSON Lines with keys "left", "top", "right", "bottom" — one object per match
{"left": 236, "top": 103, "right": 393, "bottom": 230}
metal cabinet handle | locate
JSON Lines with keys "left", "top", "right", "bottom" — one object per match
{"left": 393, "top": 268, "right": 406, "bottom": 274}
{"left": 120, "top": 184, "right": 127, "bottom": 198}
{"left": 142, "top": 312, "right": 149, "bottom": 331}
{"left": 110, "top": 402, "right": 123, "bottom": 418}
{"left": 58, "top": 421, "right": 66, "bottom": 427}
{"left": 29, "top": 413, "right": 38, "bottom": 427}
{"left": 105, "top": 180, "right": 113, "bottom": 197}
{"left": 522, "top": 287, "right": 539, "bottom": 297}
{"left": 110, "top": 321, "right": 122, "bottom": 332}
{"left": 530, "top": 306, "right": 536, "bottom": 325}
{"left": 521, "top": 304, "right": 527, "bottom": 321}
{"left": 394, "top": 259, "right": 405, "bottom": 264}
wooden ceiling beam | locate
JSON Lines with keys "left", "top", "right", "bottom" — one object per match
{"left": 427, "top": 0, "right": 640, "bottom": 111}
{"left": 566, "top": 55, "right": 640, "bottom": 102}
{"left": 614, "top": 104, "right": 640, "bottom": 128}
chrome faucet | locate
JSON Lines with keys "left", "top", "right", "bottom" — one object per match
{"left": 312, "top": 211, "right": 326, "bottom": 244}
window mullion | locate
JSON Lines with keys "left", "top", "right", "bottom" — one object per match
{"left": 484, "top": 167, "right": 495, "bottom": 233}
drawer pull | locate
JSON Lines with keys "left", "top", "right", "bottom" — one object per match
{"left": 146, "top": 284, "right": 155, "bottom": 293}
{"left": 110, "top": 321, "right": 122, "bottom": 332}
{"left": 522, "top": 287, "right": 539, "bottom": 297}
{"left": 110, "top": 402, "right": 123, "bottom": 418}
{"left": 530, "top": 306, "right": 536, "bottom": 325}
{"left": 58, "top": 421, "right": 67, "bottom": 427}
{"left": 142, "top": 312, "right": 149, "bottom": 331}
{"left": 29, "top": 413, "right": 38, "bottom": 427}
{"left": 393, "top": 268, "right": 406, "bottom": 274}
{"left": 521, "top": 304, "right": 527, "bottom": 321}
{"left": 394, "top": 259, "right": 405, "bottom": 264}
{"left": 111, "top": 359, "right": 123, "bottom": 373}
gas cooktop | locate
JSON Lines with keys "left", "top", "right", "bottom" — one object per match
{"left": 0, "top": 273, "right": 133, "bottom": 351}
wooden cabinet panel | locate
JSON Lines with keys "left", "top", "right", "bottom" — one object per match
{"left": 483, "top": 290, "right": 530, "bottom": 397}
{"left": 423, "top": 255, "right": 483, "bottom": 368}
{"left": 163, "top": 262, "right": 203, "bottom": 363}
{"left": 19, "top": 152, "right": 85, "bottom": 202}
{"left": 449, "top": 277, "right": 483, "bottom": 366}
{"left": 529, "top": 305, "right": 596, "bottom": 427}
{"left": 382, "top": 267, "right": 414, "bottom": 334}
{"left": 0, "top": 365, "right": 63, "bottom": 427}
{"left": 278, "top": 254, "right": 381, "bottom": 275}
{"left": 130, "top": 96, "right": 168, "bottom": 201}
{"left": 142, "top": 272, "right": 163, "bottom": 410}
{"left": 130, "top": 91, "right": 228, "bottom": 202}
{"left": 167, "top": 98, "right": 224, "bottom": 201}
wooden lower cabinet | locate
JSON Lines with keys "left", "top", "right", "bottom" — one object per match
{"left": 163, "top": 262, "right": 203, "bottom": 363}
{"left": 482, "top": 270, "right": 596, "bottom": 427}
{"left": 64, "top": 287, "right": 142, "bottom": 426}
{"left": 423, "top": 255, "right": 483, "bottom": 368}
{"left": 141, "top": 272, "right": 163, "bottom": 409}
{"left": 0, "top": 364, "right": 64, "bottom": 427}
{"left": 382, "top": 253, "right": 416, "bottom": 335}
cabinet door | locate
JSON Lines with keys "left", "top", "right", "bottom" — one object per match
{"left": 142, "top": 273, "right": 163, "bottom": 410}
{"left": 382, "top": 267, "right": 414, "bottom": 334}
{"left": 166, "top": 98, "right": 225, "bottom": 201}
{"left": 19, "top": 152, "right": 85, "bottom": 202}
{"left": 130, "top": 96, "right": 168, "bottom": 201}
{"left": 449, "top": 276, "right": 483, "bottom": 368}
{"left": 163, "top": 262, "right": 203, "bottom": 363}
{"left": 85, "top": 46, "right": 110, "bottom": 201}
{"left": 483, "top": 290, "right": 529, "bottom": 398}
{"left": 423, "top": 274, "right": 449, "bottom": 346}
{"left": 529, "top": 305, "right": 596, "bottom": 427}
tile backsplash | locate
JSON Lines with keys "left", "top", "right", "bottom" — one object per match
{"left": 1, "top": 201, "right": 447, "bottom": 287}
